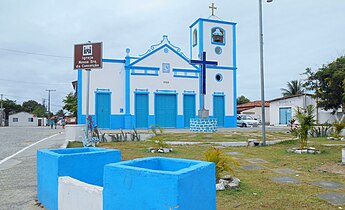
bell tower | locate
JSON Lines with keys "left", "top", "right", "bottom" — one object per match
{"left": 189, "top": 4, "right": 237, "bottom": 69}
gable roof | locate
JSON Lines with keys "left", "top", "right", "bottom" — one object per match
{"left": 269, "top": 94, "right": 315, "bottom": 103}
{"left": 129, "top": 35, "right": 198, "bottom": 69}
{"left": 237, "top": 100, "right": 270, "bottom": 113}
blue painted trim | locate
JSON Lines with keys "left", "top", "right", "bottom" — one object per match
{"left": 102, "top": 58, "right": 125, "bottom": 63}
{"left": 215, "top": 46, "right": 222, "bottom": 55}
{"left": 129, "top": 66, "right": 160, "bottom": 71}
{"left": 233, "top": 70, "right": 237, "bottom": 120}
{"left": 134, "top": 88, "right": 149, "bottom": 94}
{"left": 173, "top": 68, "right": 199, "bottom": 73}
{"left": 215, "top": 73, "right": 223, "bottom": 82}
{"left": 233, "top": 24, "right": 237, "bottom": 117}
{"left": 213, "top": 92, "right": 225, "bottom": 96}
{"left": 224, "top": 115, "right": 236, "bottom": 128}
{"left": 177, "top": 115, "right": 184, "bottom": 128}
{"left": 129, "top": 44, "right": 198, "bottom": 70}
{"left": 190, "top": 18, "right": 237, "bottom": 29}
{"left": 183, "top": 90, "right": 196, "bottom": 95}
{"left": 199, "top": 21, "right": 203, "bottom": 57}
{"left": 148, "top": 115, "right": 155, "bottom": 127}
{"left": 174, "top": 75, "right": 198, "bottom": 79}
{"left": 207, "top": 65, "right": 236, "bottom": 70}
{"left": 233, "top": 24, "right": 237, "bottom": 73}
{"left": 211, "top": 27, "right": 226, "bottom": 46}
{"left": 95, "top": 88, "right": 110, "bottom": 92}
{"left": 131, "top": 72, "right": 158, "bottom": 76}
{"left": 198, "top": 20, "right": 203, "bottom": 110}
{"left": 154, "top": 90, "right": 178, "bottom": 94}
{"left": 125, "top": 56, "right": 130, "bottom": 114}
{"left": 77, "top": 70, "right": 82, "bottom": 124}
{"left": 189, "top": 26, "right": 192, "bottom": 59}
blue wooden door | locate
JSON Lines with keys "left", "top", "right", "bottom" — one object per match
{"left": 279, "top": 107, "right": 292, "bottom": 124}
{"left": 183, "top": 95, "right": 196, "bottom": 127}
{"left": 155, "top": 94, "right": 177, "bottom": 128}
{"left": 135, "top": 93, "right": 149, "bottom": 128}
{"left": 96, "top": 93, "right": 110, "bottom": 129}
{"left": 213, "top": 95, "right": 225, "bottom": 127}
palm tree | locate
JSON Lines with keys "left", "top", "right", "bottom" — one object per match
{"left": 281, "top": 80, "right": 304, "bottom": 96}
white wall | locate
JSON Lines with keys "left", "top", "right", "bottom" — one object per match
{"left": 241, "top": 106, "right": 270, "bottom": 124}
{"left": 58, "top": 176, "right": 102, "bottom": 210}
{"left": 81, "top": 62, "right": 125, "bottom": 115}
{"left": 9, "top": 112, "right": 38, "bottom": 127}
{"left": 270, "top": 95, "right": 338, "bottom": 125}
{"left": 130, "top": 47, "right": 199, "bottom": 115}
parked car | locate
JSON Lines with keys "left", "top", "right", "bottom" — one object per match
{"left": 237, "top": 115, "right": 259, "bottom": 127}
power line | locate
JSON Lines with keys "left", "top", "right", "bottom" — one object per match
{"left": 0, "top": 47, "right": 72, "bottom": 59}
{"left": 0, "top": 78, "right": 71, "bottom": 86}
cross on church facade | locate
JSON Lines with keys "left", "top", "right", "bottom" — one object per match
{"left": 209, "top": 3, "right": 217, "bottom": 16}
{"left": 190, "top": 51, "right": 218, "bottom": 118}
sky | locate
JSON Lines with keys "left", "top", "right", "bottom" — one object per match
{"left": 0, "top": 0, "right": 345, "bottom": 113}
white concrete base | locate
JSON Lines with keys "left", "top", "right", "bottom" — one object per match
{"left": 65, "top": 124, "right": 85, "bottom": 141}
{"left": 58, "top": 176, "right": 103, "bottom": 210}
{"left": 342, "top": 148, "right": 345, "bottom": 164}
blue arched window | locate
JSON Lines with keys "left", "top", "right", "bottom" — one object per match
{"left": 193, "top": 29, "right": 198, "bottom": 47}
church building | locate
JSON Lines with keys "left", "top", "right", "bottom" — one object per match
{"left": 77, "top": 9, "right": 237, "bottom": 129}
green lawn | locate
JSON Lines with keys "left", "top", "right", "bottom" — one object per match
{"left": 68, "top": 133, "right": 345, "bottom": 210}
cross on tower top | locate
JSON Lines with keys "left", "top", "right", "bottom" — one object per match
{"left": 209, "top": 3, "right": 217, "bottom": 16}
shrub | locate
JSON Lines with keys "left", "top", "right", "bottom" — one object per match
{"left": 332, "top": 121, "right": 345, "bottom": 138}
{"left": 204, "top": 147, "right": 239, "bottom": 182}
{"left": 309, "top": 123, "right": 331, "bottom": 137}
{"left": 148, "top": 125, "right": 167, "bottom": 148}
{"left": 294, "top": 105, "right": 315, "bottom": 149}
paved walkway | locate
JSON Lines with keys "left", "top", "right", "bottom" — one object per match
{"left": 166, "top": 139, "right": 286, "bottom": 146}
{"left": 0, "top": 129, "right": 66, "bottom": 210}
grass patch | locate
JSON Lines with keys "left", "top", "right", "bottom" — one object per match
{"left": 67, "top": 133, "right": 345, "bottom": 209}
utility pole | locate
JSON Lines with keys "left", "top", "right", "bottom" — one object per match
{"left": 46, "top": 90, "right": 56, "bottom": 122}
{"left": 0, "top": 94, "right": 4, "bottom": 127}
{"left": 42, "top": 98, "right": 46, "bottom": 111}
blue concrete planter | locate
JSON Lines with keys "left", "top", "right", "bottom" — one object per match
{"left": 37, "top": 147, "right": 121, "bottom": 210}
{"left": 103, "top": 157, "right": 216, "bottom": 210}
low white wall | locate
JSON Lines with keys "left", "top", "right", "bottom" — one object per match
{"left": 342, "top": 148, "right": 345, "bottom": 164}
{"left": 65, "top": 124, "right": 86, "bottom": 141}
{"left": 58, "top": 176, "right": 103, "bottom": 210}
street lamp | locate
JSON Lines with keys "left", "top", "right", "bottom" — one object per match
{"left": 258, "top": 0, "right": 272, "bottom": 146}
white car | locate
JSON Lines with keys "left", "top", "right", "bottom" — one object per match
{"left": 237, "top": 115, "right": 259, "bottom": 127}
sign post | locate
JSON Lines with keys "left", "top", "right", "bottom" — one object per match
{"left": 190, "top": 51, "right": 218, "bottom": 118}
{"left": 74, "top": 42, "right": 102, "bottom": 139}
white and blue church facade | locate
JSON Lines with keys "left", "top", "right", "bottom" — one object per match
{"left": 77, "top": 16, "right": 237, "bottom": 129}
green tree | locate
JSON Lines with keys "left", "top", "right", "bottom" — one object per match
{"left": 2, "top": 99, "right": 22, "bottom": 117}
{"left": 63, "top": 92, "right": 77, "bottom": 117}
{"left": 237, "top": 95, "right": 250, "bottom": 105}
{"left": 304, "top": 56, "right": 345, "bottom": 121}
{"left": 22, "top": 100, "right": 39, "bottom": 112}
{"left": 22, "top": 100, "right": 46, "bottom": 117}
{"left": 56, "top": 109, "right": 65, "bottom": 117}
{"left": 280, "top": 80, "right": 304, "bottom": 96}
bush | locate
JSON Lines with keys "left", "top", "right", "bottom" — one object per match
{"left": 148, "top": 125, "right": 167, "bottom": 148}
{"left": 309, "top": 123, "right": 332, "bottom": 137}
{"left": 204, "top": 147, "right": 239, "bottom": 182}
{"left": 294, "top": 105, "right": 315, "bottom": 149}
{"left": 332, "top": 121, "right": 345, "bottom": 138}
